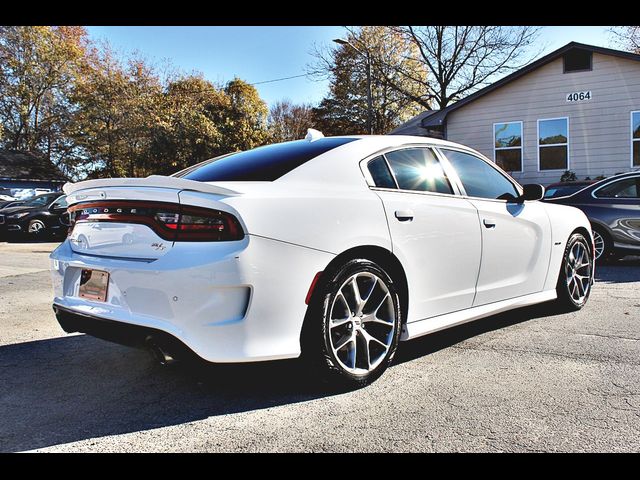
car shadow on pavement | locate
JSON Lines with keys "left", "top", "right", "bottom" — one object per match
{"left": 393, "top": 301, "right": 562, "bottom": 365}
{"left": 595, "top": 256, "right": 640, "bottom": 283}
{"left": 0, "top": 334, "right": 348, "bottom": 452}
{"left": 0, "top": 301, "right": 564, "bottom": 452}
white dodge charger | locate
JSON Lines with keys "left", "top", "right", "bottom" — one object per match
{"left": 50, "top": 133, "right": 594, "bottom": 387}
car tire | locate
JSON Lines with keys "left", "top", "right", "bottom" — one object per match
{"left": 302, "top": 259, "right": 402, "bottom": 389}
{"left": 591, "top": 226, "right": 618, "bottom": 263}
{"left": 555, "top": 232, "right": 593, "bottom": 311}
{"left": 27, "top": 219, "right": 46, "bottom": 237}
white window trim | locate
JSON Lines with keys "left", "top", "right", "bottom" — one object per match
{"left": 493, "top": 121, "right": 523, "bottom": 173}
{"left": 537, "top": 117, "right": 569, "bottom": 172}
{"left": 632, "top": 110, "right": 640, "bottom": 168}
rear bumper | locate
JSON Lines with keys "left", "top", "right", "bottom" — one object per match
{"left": 54, "top": 304, "right": 198, "bottom": 361}
{"left": 50, "top": 235, "right": 334, "bottom": 363}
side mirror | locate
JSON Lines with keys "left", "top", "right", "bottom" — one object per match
{"left": 519, "top": 184, "right": 545, "bottom": 202}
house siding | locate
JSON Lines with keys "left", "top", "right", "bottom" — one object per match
{"left": 445, "top": 52, "right": 640, "bottom": 185}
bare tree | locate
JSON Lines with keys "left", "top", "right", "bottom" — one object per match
{"left": 380, "top": 26, "right": 541, "bottom": 109}
{"left": 610, "top": 26, "right": 640, "bottom": 53}
{"left": 268, "top": 99, "right": 314, "bottom": 142}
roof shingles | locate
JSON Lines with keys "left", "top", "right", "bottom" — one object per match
{"left": 0, "top": 150, "right": 67, "bottom": 182}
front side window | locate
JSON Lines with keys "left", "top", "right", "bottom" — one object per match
{"left": 384, "top": 148, "right": 453, "bottom": 194}
{"left": 538, "top": 118, "right": 569, "bottom": 170}
{"left": 51, "top": 196, "right": 68, "bottom": 209}
{"left": 24, "top": 194, "right": 58, "bottom": 207}
{"left": 594, "top": 177, "right": 640, "bottom": 199}
{"left": 441, "top": 149, "right": 519, "bottom": 201}
{"left": 632, "top": 111, "right": 640, "bottom": 167}
{"left": 494, "top": 121, "right": 522, "bottom": 172}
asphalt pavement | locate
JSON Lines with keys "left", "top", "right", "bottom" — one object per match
{"left": 0, "top": 240, "right": 638, "bottom": 452}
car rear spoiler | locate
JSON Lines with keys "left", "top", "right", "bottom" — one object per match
{"left": 62, "top": 175, "right": 239, "bottom": 197}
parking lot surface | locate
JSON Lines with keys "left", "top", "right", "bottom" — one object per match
{"left": 0, "top": 240, "right": 638, "bottom": 452}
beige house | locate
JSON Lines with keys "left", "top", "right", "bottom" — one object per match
{"left": 392, "top": 42, "right": 640, "bottom": 186}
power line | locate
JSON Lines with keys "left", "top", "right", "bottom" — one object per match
{"left": 249, "top": 74, "right": 308, "bottom": 85}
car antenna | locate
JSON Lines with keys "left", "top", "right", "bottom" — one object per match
{"left": 305, "top": 128, "right": 324, "bottom": 142}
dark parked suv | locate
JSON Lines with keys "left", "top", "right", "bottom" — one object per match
{"left": 544, "top": 171, "right": 640, "bottom": 261}
{"left": 0, "top": 192, "right": 69, "bottom": 239}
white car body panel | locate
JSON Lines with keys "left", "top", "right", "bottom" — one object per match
{"left": 469, "top": 198, "right": 552, "bottom": 306}
{"left": 51, "top": 135, "right": 593, "bottom": 364}
{"left": 374, "top": 189, "right": 482, "bottom": 322}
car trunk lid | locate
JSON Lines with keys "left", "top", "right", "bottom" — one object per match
{"left": 64, "top": 176, "right": 241, "bottom": 260}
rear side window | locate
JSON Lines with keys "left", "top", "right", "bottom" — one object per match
{"left": 174, "top": 138, "right": 358, "bottom": 182}
{"left": 384, "top": 148, "right": 453, "bottom": 194}
{"left": 442, "top": 149, "right": 519, "bottom": 201}
{"left": 594, "top": 177, "right": 640, "bottom": 198}
{"left": 367, "top": 156, "right": 397, "bottom": 188}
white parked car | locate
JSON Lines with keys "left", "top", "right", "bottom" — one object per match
{"left": 50, "top": 134, "right": 594, "bottom": 387}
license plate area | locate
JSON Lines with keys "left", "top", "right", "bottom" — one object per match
{"left": 79, "top": 269, "right": 109, "bottom": 302}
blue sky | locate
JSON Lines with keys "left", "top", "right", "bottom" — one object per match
{"left": 86, "top": 26, "right": 613, "bottom": 108}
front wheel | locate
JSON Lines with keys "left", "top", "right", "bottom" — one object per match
{"left": 302, "top": 259, "right": 402, "bottom": 388}
{"left": 555, "top": 232, "right": 593, "bottom": 311}
{"left": 27, "top": 219, "right": 46, "bottom": 237}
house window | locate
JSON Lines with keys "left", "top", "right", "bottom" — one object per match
{"left": 563, "top": 49, "right": 592, "bottom": 73}
{"left": 538, "top": 118, "right": 569, "bottom": 171}
{"left": 494, "top": 121, "right": 523, "bottom": 172}
{"left": 632, "top": 111, "right": 640, "bottom": 167}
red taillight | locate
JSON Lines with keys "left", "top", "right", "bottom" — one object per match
{"left": 68, "top": 201, "right": 244, "bottom": 242}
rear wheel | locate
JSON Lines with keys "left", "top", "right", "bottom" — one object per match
{"left": 303, "top": 259, "right": 402, "bottom": 388}
{"left": 555, "top": 232, "right": 593, "bottom": 311}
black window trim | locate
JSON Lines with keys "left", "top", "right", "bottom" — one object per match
{"left": 366, "top": 155, "right": 399, "bottom": 189}
{"left": 360, "top": 145, "right": 463, "bottom": 199}
{"left": 590, "top": 174, "right": 640, "bottom": 199}
{"left": 435, "top": 146, "right": 524, "bottom": 203}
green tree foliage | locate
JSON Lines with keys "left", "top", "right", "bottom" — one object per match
{"left": 0, "top": 27, "right": 271, "bottom": 180}
{"left": 149, "top": 76, "right": 227, "bottom": 175}
{"left": 310, "top": 26, "right": 426, "bottom": 135}
{"left": 221, "top": 78, "right": 269, "bottom": 152}
{"left": 0, "top": 26, "right": 88, "bottom": 169}
{"left": 69, "top": 46, "right": 164, "bottom": 178}
{"left": 268, "top": 100, "right": 315, "bottom": 142}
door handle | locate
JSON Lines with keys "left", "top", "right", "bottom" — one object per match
{"left": 395, "top": 210, "right": 414, "bottom": 222}
{"left": 483, "top": 218, "right": 496, "bottom": 228}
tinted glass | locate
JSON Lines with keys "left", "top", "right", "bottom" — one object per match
{"left": 494, "top": 122, "right": 522, "bottom": 148}
{"left": 543, "top": 185, "right": 587, "bottom": 198}
{"left": 367, "top": 156, "right": 396, "bottom": 188}
{"left": 24, "top": 193, "right": 59, "bottom": 207}
{"left": 51, "top": 196, "right": 68, "bottom": 208}
{"left": 595, "top": 177, "right": 640, "bottom": 198}
{"left": 176, "top": 138, "right": 358, "bottom": 182}
{"left": 539, "top": 118, "right": 568, "bottom": 145}
{"left": 634, "top": 141, "right": 640, "bottom": 167}
{"left": 442, "top": 149, "right": 519, "bottom": 200}
{"left": 385, "top": 148, "right": 452, "bottom": 194}
{"left": 540, "top": 145, "right": 568, "bottom": 170}
{"left": 495, "top": 149, "right": 522, "bottom": 172}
